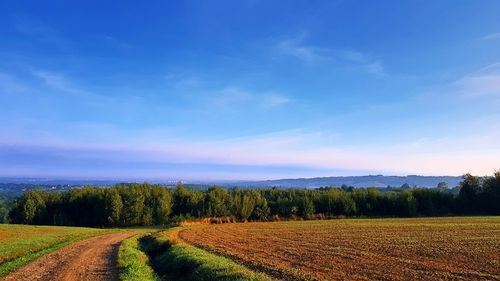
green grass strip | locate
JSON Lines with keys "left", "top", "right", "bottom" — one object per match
{"left": 151, "top": 228, "right": 273, "bottom": 281}
{"left": 118, "top": 232, "right": 159, "bottom": 281}
{"left": 0, "top": 230, "right": 115, "bottom": 277}
{"left": 0, "top": 238, "right": 73, "bottom": 276}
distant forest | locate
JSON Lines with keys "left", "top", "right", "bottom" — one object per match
{"left": 2, "top": 172, "right": 499, "bottom": 227}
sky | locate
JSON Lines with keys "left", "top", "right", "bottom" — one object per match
{"left": 0, "top": 1, "right": 499, "bottom": 181}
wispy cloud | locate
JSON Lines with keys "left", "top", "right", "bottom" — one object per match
{"left": 211, "top": 87, "right": 290, "bottom": 109}
{"left": 103, "top": 35, "right": 135, "bottom": 51}
{"left": 365, "top": 61, "right": 385, "bottom": 76}
{"left": 336, "top": 50, "right": 366, "bottom": 62}
{"left": 260, "top": 95, "right": 290, "bottom": 107}
{"left": 2, "top": 126, "right": 498, "bottom": 179}
{"left": 14, "top": 16, "right": 70, "bottom": 50}
{"left": 454, "top": 75, "right": 500, "bottom": 97}
{"left": 0, "top": 73, "right": 27, "bottom": 94}
{"left": 274, "top": 35, "right": 386, "bottom": 76}
{"left": 31, "top": 70, "right": 88, "bottom": 95}
{"left": 480, "top": 32, "right": 500, "bottom": 40}
{"left": 167, "top": 76, "right": 202, "bottom": 90}
{"left": 415, "top": 62, "right": 500, "bottom": 102}
{"left": 28, "top": 69, "right": 126, "bottom": 108}
{"left": 450, "top": 62, "right": 500, "bottom": 98}
{"left": 337, "top": 50, "right": 386, "bottom": 76}
{"left": 275, "top": 36, "right": 330, "bottom": 63}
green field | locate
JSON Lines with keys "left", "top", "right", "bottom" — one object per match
{"left": 0, "top": 224, "right": 116, "bottom": 276}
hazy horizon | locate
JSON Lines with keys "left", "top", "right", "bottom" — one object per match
{"left": 0, "top": 172, "right": 477, "bottom": 183}
{"left": 1, "top": 1, "right": 499, "bottom": 179}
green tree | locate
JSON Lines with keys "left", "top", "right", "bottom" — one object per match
{"left": 437, "top": 182, "right": 449, "bottom": 191}
{"left": 396, "top": 190, "right": 417, "bottom": 216}
{"left": 0, "top": 199, "right": 9, "bottom": 223}
{"left": 119, "top": 184, "right": 146, "bottom": 226}
{"left": 103, "top": 188, "right": 122, "bottom": 226}
{"left": 298, "top": 194, "right": 315, "bottom": 216}
{"left": 458, "top": 174, "right": 482, "bottom": 213}
{"left": 205, "top": 187, "right": 232, "bottom": 217}
{"left": 232, "top": 190, "right": 255, "bottom": 221}
{"left": 480, "top": 172, "right": 500, "bottom": 214}
{"left": 149, "top": 185, "right": 173, "bottom": 225}
{"left": 9, "top": 190, "right": 47, "bottom": 224}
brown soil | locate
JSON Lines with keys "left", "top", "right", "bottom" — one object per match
{"left": 180, "top": 218, "right": 500, "bottom": 281}
{"left": 1, "top": 232, "right": 136, "bottom": 281}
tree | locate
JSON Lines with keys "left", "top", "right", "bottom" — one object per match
{"left": 250, "top": 191, "right": 270, "bottom": 220}
{"left": 395, "top": 191, "right": 417, "bottom": 217}
{"left": 149, "top": 186, "right": 173, "bottom": 225}
{"left": 480, "top": 171, "right": 500, "bottom": 214}
{"left": 315, "top": 188, "right": 356, "bottom": 216}
{"left": 119, "top": 184, "right": 146, "bottom": 226}
{"left": 205, "top": 187, "right": 232, "bottom": 217}
{"left": 458, "top": 174, "right": 482, "bottom": 213}
{"left": 103, "top": 188, "right": 122, "bottom": 226}
{"left": 172, "top": 182, "right": 204, "bottom": 217}
{"left": 0, "top": 199, "right": 9, "bottom": 223}
{"left": 298, "top": 195, "right": 315, "bottom": 216}
{"left": 10, "top": 190, "right": 47, "bottom": 224}
{"left": 232, "top": 190, "right": 255, "bottom": 221}
{"left": 172, "top": 182, "right": 186, "bottom": 216}
{"left": 437, "top": 182, "right": 449, "bottom": 191}
{"left": 6, "top": 172, "right": 500, "bottom": 227}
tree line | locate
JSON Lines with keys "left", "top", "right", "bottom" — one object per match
{"left": 6, "top": 172, "right": 500, "bottom": 227}
{"left": 0, "top": 197, "right": 9, "bottom": 223}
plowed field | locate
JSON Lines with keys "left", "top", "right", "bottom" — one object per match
{"left": 179, "top": 217, "right": 500, "bottom": 281}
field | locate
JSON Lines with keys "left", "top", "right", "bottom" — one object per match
{"left": 0, "top": 224, "right": 114, "bottom": 276}
{"left": 179, "top": 217, "right": 500, "bottom": 281}
{"left": 118, "top": 228, "right": 272, "bottom": 281}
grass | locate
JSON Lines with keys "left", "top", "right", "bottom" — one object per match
{"left": 0, "top": 224, "right": 116, "bottom": 277}
{"left": 121, "top": 227, "right": 273, "bottom": 281}
{"left": 118, "top": 232, "right": 159, "bottom": 281}
{"left": 180, "top": 217, "right": 500, "bottom": 281}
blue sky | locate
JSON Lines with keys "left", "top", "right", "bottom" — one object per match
{"left": 1, "top": 1, "right": 499, "bottom": 180}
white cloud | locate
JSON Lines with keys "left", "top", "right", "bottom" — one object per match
{"left": 275, "top": 37, "right": 328, "bottom": 63}
{"left": 31, "top": 70, "right": 88, "bottom": 95}
{"left": 211, "top": 87, "right": 290, "bottom": 109}
{"left": 164, "top": 72, "right": 203, "bottom": 89}
{"left": 103, "top": 35, "right": 135, "bottom": 51}
{"left": 0, "top": 73, "right": 27, "bottom": 94}
{"left": 417, "top": 62, "right": 500, "bottom": 101}
{"left": 480, "top": 32, "right": 500, "bottom": 40}
{"left": 274, "top": 36, "right": 386, "bottom": 76}
{"left": 478, "top": 61, "right": 500, "bottom": 72}
{"left": 14, "top": 17, "right": 70, "bottom": 50}
{"left": 454, "top": 75, "right": 500, "bottom": 97}
{"left": 29, "top": 69, "right": 125, "bottom": 107}
{"left": 261, "top": 94, "right": 290, "bottom": 107}
{"left": 337, "top": 50, "right": 367, "bottom": 62}
{"left": 365, "top": 61, "right": 385, "bottom": 76}
{"left": 4, "top": 126, "right": 499, "bottom": 178}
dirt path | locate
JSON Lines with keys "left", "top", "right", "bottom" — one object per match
{"left": 2, "top": 232, "right": 136, "bottom": 281}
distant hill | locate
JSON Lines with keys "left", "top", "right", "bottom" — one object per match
{"left": 230, "top": 175, "right": 463, "bottom": 189}
{"left": 0, "top": 175, "right": 464, "bottom": 193}
{"left": 0, "top": 177, "right": 121, "bottom": 186}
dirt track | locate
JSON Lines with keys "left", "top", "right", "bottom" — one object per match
{"left": 2, "top": 232, "right": 136, "bottom": 281}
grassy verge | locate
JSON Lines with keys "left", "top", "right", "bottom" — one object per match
{"left": 118, "top": 232, "right": 159, "bottom": 281}
{"left": 142, "top": 228, "right": 273, "bottom": 281}
{"left": 0, "top": 224, "right": 116, "bottom": 276}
